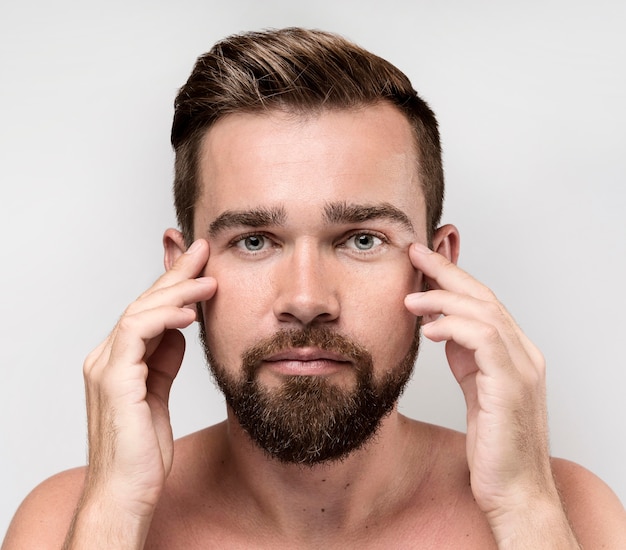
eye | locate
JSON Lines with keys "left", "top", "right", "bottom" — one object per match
{"left": 234, "top": 234, "right": 270, "bottom": 252}
{"left": 344, "top": 232, "right": 385, "bottom": 251}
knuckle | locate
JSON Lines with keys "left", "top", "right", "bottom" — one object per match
{"left": 83, "top": 353, "right": 98, "bottom": 378}
{"left": 533, "top": 352, "right": 546, "bottom": 383}
{"left": 116, "top": 313, "right": 138, "bottom": 334}
{"left": 533, "top": 352, "right": 547, "bottom": 378}
{"left": 124, "top": 301, "right": 139, "bottom": 316}
{"left": 478, "top": 286, "right": 498, "bottom": 302}
{"left": 124, "top": 298, "right": 147, "bottom": 317}
{"left": 479, "top": 322, "right": 501, "bottom": 345}
{"left": 483, "top": 300, "right": 503, "bottom": 320}
{"left": 83, "top": 343, "right": 107, "bottom": 378}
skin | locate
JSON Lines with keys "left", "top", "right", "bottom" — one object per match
{"left": 193, "top": 105, "right": 426, "bottom": 394}
{"left": 3, "top": 103, "right": 626, "bottom": 549}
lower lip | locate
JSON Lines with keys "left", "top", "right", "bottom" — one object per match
{"left": 263, "top": 359, "right": 350, "bottom": 376}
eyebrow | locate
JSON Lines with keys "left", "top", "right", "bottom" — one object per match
{"left": 208, "top": 206, "right": 287, "bottom": 237}
{"left": 324, "top": 201, "right": 415, "bottom": 233}
{"left": 206, "top": 201, "right": 415, "bottom": 237}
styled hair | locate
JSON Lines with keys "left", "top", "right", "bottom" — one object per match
{"left": 171, "top": 27, "right": 444, "bottom": 244}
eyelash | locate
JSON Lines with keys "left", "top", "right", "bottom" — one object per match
{"left": 229, "top": 232, "right": 277, "bottom": 254}
{"left": 228, "top": 230, "right": 389, "bottom": 256}
{"left": 340, "top": 231, "right": 389, "bottom": 253}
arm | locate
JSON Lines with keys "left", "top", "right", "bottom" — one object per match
{"left": 66, "top": 239, "right": 216, "bottom": 548}
{"left": 405, "top": 241, "right": 626, "bottom": 549}
{"left": 2, "top": 239, "right": 216, "bottom": 550}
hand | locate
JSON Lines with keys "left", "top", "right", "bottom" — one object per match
{"left": 405, "top": 242, "right": 575, "bottom": 545}
{"left": 69, "top": 239, "right": 216, "bottom": 546}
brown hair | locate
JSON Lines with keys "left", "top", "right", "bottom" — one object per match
{"left": 171, "top": 27, "right": 444, "bottom": 245}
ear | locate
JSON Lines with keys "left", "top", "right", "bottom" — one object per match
{"left": 163, "top": 228, "right": 188, "bottom": 271}
{"left": 431, "top": 223, "right": 460, "bottom": 265}
{"left": 419, "top": 224, "right": 460, "bottom": 325}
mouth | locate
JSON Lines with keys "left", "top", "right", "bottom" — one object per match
{"left": 262, "top": 347, "right": 353, "bottom": 376}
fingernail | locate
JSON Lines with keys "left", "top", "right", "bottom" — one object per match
{"left": 412, "top": 242, "right": 433, "bottom": 254}
{"left": 404, "top": 292, "right": 423, "bottom": 308}
{"left": 405, "top": 292, "right": 425, "bottom": 305}
{"left": 185, "top": 240, "right": 203, "bottom": 254}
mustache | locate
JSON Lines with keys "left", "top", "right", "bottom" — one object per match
{"left": 241, "top": 327, "right": 373, "bottom": 375}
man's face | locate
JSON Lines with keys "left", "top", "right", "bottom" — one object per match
{"left": 194, "top": 103, "right": 428, "bottom": 463}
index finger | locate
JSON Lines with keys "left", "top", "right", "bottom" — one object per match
{"left": 409, "top": 242, "right": 494, "bottom": 301}
{"left": 144, "top": 238, "right": 210, "bottom": 297}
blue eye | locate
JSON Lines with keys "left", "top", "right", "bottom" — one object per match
{"left": 238, "top": 234, "right": 266, "bottom": 251}
{"left": 346, "top": 233, "right": 383, "bottom": 251}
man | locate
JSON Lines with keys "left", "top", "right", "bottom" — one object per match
{"left": 3, "top": 27, "right": 625, "bottom": 549}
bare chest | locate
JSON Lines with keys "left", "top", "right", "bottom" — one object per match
{"left": 145, "top": 493, "right": 497, "bottom": 549}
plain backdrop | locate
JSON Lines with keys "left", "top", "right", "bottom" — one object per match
{"left": 1, "top": 0, "right": 625, "bottom": 537}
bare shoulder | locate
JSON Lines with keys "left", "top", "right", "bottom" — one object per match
{"left": 552, "top": 457, "right": 626, "bottom": 545}
{"left": 2, "top": 467, "right": 85, "bottom": 550}
{"left": 2, "top": 428, "right": 223, "bottom": 550}
{"left": 400, "top": 419, "right": 626, "bottom": 547}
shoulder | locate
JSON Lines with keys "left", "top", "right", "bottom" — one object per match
{"left": 401, "top": 420, "right": 626, "bottom": 546}
{"left": 2, "top": 467, "right": 86, "bottom": 550}
{"left": 551, "top": 457, "right": 626, "bottom": 545}
{"left": 2, "top": 427, "right": 225, "bottom": 550}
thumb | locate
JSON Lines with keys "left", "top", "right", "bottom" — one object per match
{"left": 146, "top": 329, "right": 186, "bottom": 405}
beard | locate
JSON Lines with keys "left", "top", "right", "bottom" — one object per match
{"left": 199, "top": 323, "right": 420, "bottom": 466}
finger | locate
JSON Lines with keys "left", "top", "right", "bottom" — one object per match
{"left": 407, "top": 287, "right": 544, "bottom": 370}
{"left": 406, "top": 289, "right": 515, "bottom": 340}
{"left": 139, "top": 239, "right": 211, "bottom": 299}
{"left": 125, "top": 277, "right": 216, "bottom": 317}
{"left": 409, "top": 243, "right": 494, "bottom": 301}
{"left": 421, "top": 314, "right": 521, "bottom": 381}
{"left": 407, "top": 290, "right": 538, "bottom": 375}
{"left": 405, "top": 288, "right": 490, "bottom": 318}
{"left": 85, "top": 243, "right": 215, "bottom": 378}
{"left": 84, "top": 336, "right": 114, "bottom": 376}
{"left": 108, "top": 306, "right": 196, "bottom": 368}
{"left": 146, "top": 329, "right": 186, "bottom": 405}
{"left": 96, "top": 276, "right": 214, "bottom": 372}
{"left": 407, "top": 244, "right": 546, "bottom": 369}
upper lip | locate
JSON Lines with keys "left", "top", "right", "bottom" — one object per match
{"left": 264, "top": 347, "right": 352, "bottom": 363}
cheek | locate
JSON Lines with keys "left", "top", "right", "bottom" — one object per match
{"left": 343, "top": 260, "right": 419, "bottom": 354}
{"left": 200, "top": 250, "right": 420, "bottom": 367}
{"left": 200, "top": 258, "right": 274, "bottom": 361}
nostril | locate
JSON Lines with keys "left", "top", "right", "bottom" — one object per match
{"left": 272, "top": 248, "right": 340, "bottom": 325}
{"left": 273, "top": 290, "right": 340, "bottom": 326}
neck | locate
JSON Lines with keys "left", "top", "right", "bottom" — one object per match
{"left": 219, "top": 407, "right": 432, "bottom": 540}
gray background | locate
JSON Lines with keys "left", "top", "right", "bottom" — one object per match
{"left": 2, "top": 0, "right": 625, "bottom": 536}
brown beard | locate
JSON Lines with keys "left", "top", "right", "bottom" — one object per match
{"left": 200, "top": 324, "right": 420, "bottom": 465}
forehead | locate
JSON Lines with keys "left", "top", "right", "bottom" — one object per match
{"left": 195, "top": 103, "right": 425, "bottom": 228}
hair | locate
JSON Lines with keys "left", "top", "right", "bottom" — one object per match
{"left": 171, "top": 27, "right": 444, "bottom": 245}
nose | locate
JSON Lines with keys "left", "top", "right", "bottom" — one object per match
{"left": 272, "top": 241, "right": 340, "bottom": 326}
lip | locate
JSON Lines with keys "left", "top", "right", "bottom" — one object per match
{"left": 264, "top": 347, "right": 352, "bottom": 364}
{"left": 262, "top": 347, "right": 353, "bottom": 376}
